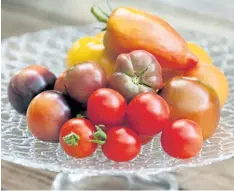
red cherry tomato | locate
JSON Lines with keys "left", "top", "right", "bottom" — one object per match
{"left": 102, "top": 126, "right": 142, "bottom": 162}
{"left": 125, "top": 119, "right": 153, "bottom": 145}
{"left": 126, "top": 92, "right": 170, "bottom": 136}
{"left": 59, "top": 118, "right": 104, "bottom": 158}
{"left": 87, "top": 88, "right": 127, "bottom": 126}
{"left": 161, "top": 119, "right": 203, "bottom": 159}
{"left": 139, "top": 135, "right": 153, "bottom": 145}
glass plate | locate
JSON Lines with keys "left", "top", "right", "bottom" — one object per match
{"left": 1, "top": 24, "right": 234, "bottom": 175}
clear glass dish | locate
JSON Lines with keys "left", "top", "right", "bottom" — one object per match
{"left": 1, "top": 24, "right": 234, "bottom": 176}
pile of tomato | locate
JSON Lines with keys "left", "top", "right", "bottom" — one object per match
{"left": 7, "top": 6, "right": 229, "bottom": 162}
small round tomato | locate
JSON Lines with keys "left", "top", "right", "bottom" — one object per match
{"left": 138, "top": 135, "right": 153, "bottom": 145}
{"left": 8, "top": 64, "right": 56, "bottom": 115}
{"left": 127, "top": 92, "right": 170, "bottom": 136}
{"left": 59, "top": 118, "right": 100, "bottom": 158}
{"left": 120, "top": 120, "right": 153, "bottom": 145}
{"left": 54, "top": 70, "right": 67, "bottom": 94}
{"left": 87, "top": 88, "right": 127, "bottom": 126}
{"left": 161, "top": 119, "right": 203, "bottom": 159}
{"left": 102, "top": 126, "right": 141, "bottom": 162}
{"left": 65, "top": 62, "right": 107, "bottom": 104}
{"left": 27, "top": 90, "right": 71, "bottom": 142}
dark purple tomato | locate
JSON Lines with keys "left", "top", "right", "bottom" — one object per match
{"left": 8, "top": 64, "right": 56, "bottom": 115}
{"left": 54, "top": 70, "right": 86, "bottom": 117}
{"left": 27, "top": 90, "right": 72, "bottom": 142}
{"left": 64, "top": 95, "right": 86, "bottom": 118}
{"left": 64, "top": 62, "right": 107, "bottom": 104}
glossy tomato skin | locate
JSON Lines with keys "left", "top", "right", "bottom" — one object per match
{"left": 59, "top": 118, "right": 97, "bottom": 158}
{"left": 54, "top": 70, "right": 67, "bottom": 94}
{"left": 64, "top": 62, "right": 107, "bottom": 104}
{"left": 161, "top": 119, "right": 203, "bottom": 159}
{"left": 8, "top": 64, "right": 56, "bottom": 115}
{"left": 108, "top": 50, "right": 163, "bottom": 102}
{"left": 27, "top": 90, "right": 72, "bottom": 142}
{"left": 87, "top": 88, "right": 127, "bottom": 126}
{"left": 103, "top": 7, "right": 198, "bottom": 70}
{"left": 123, "top": 119, "right": 153, "bottom": 145}
{"left": 159, "top": 76, "right": 220, "bottom": 140}
{"left": 184, "top": 64, "right": 229, "bottom": 108}
{"left": 126, "top": 92, "right": 170, "bottom": 136}
{"left": 187, "top": 42, "right": 212, "bottom": 64}
{"left": 102, "top": 126, "right": 141, "bottom": 162}
{"left": 54, "top": 70, "right": 86, "bottom": 117}
{"left": 162, "top": 68, "right": 183, "bottom": 84}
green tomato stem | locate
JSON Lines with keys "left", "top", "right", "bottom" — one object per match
{"left": 91, "top": 5, "right": 109, "bottom": 23}
{"left": 97, "top": 5, "right": 110, "bottom": 19}
{"left": 63, "top": 132, "right": 80, "bottom": 146}
{"left": 90, "top": 125, "right": 107, "bottom": 145}
{"left": 76, "top": 111, "right": 87, "bottom": 119}
{"left": 101, "top": 27, "right": 107, "bottom": 31}
{"left": 76, "top": 114, "right": 85, "bottom": 118}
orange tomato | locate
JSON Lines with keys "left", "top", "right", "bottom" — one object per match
{"left": 159, "top": 77, "right": 220, "bottom": 140}
{"left": 187, "top": 42, "right": 212, "bottom": 64}
{"left": 184, "top": 64, "right": 229, "bottom": 107}
{"left": 162, "top": 42, "right": 213, "bottom": 83}
{"left": 92, "top": 7, "right": 198, "bottom": 70}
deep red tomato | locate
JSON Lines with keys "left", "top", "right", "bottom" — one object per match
{"left": 59, "top": 118, "right": 100, "bottom": 158}
{"left": 87, "top": 88, "right": 127, "bottom": 126}
{"left": 124, "top": 119, "right": 153, "bottom": 145}
{"left": 139, "top": 135, "right": 153, "bottom": 145}
{"left": 161, "top": 119, "right": 203, "bottom": 159}
{"left": 102, "top": 126, "right": 142, "bottom": 162}
{"left": 126, "top": 92, "right": 170, "bottom": 136}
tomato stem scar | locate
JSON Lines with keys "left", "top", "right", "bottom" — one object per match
{"left": 63, "top": 132, "right": 80, "bottom": 146}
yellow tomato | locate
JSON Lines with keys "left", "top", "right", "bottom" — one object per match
{"left": 66, "top": 36, "right": 115, "bottom": 77}
{"left": 187, "top": 42, "right": 212, "bottom": 64}
{"left": 184, "top": 64, "right": 229, "bottom": 107}
{"left": 96, "top": 31, "right": 106, "bottom": 39}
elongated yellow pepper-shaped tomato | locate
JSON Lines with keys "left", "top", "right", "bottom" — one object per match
{"left": 92, "top": 7, "right": 198, "bottom": 70}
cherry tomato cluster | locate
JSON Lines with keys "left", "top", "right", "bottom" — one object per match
{"left": 8, "top": 61, "right": 205, "bottom": 162}
{"left": 59, "top": 87, "right": 203, "bottom": 162}
{"left": 7, "top": 4, "right": 229, "bottom": 163}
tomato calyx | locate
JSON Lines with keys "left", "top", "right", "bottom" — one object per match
{"left": 76, "top": 110, "right": 88, "bottom": 119}
{"left": 76, "top": 113, "right": 87, "bottom": 119}
{"left": 132, "top": 75, "right": 140, "bottom": 85}
{"left": 122, "top": 63, "right": 154, "bottom": 87}
{"left": 76, "top": 114, "right": 85, "bottom": 118}
{"left": 63, "top": 132, "right": 80, "bottom": 146}
{"left": 90, "top": 125, "right": 107, "bottom": 145}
